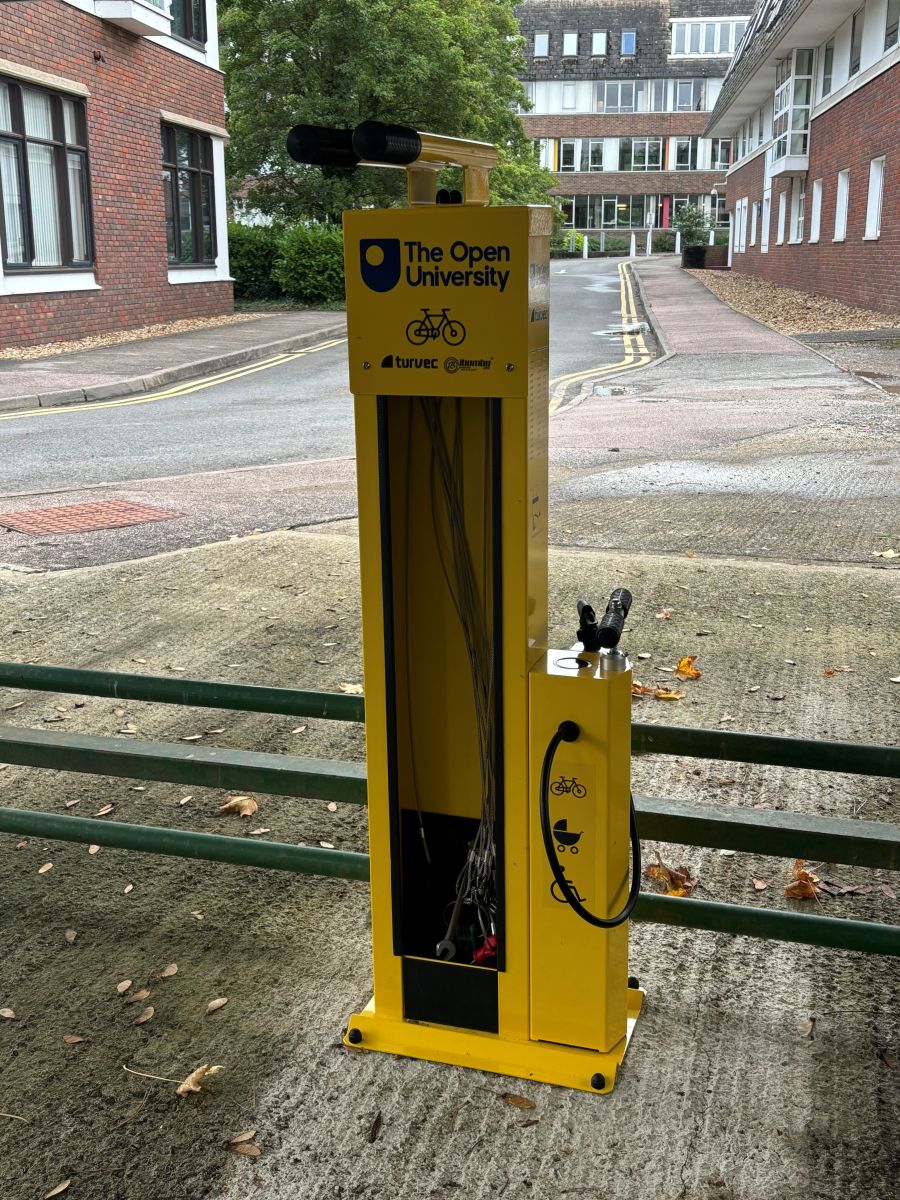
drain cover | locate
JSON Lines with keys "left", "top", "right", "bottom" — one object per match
{"left": 0, "top": 499, "right": 181, "bottom": 535}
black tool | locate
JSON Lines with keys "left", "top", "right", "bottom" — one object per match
{"left": 576, "top": 588, "right": 632, "bottom": 651}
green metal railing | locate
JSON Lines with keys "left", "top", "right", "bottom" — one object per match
{"left": 1, "top": 663, "right": 898, "bottom": 956}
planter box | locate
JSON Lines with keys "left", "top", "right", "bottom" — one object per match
{"left": 681, "top": 244, "right": 729, "bottom": 270}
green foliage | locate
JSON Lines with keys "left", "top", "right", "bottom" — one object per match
{"left": 273, "top": 224, "right": 345, "bottom": 305}
{"left": 672, "top": 204, "right": 713, "bottom": 247}
{"left": 227, "top": 223, "right": 285, "bottom": 301}
{"left": 220, "top": 0, "right": 556, "bottom": 220}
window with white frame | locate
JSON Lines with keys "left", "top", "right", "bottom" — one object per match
{"left": 592, "top": 30, "right": 608, "bottom": 55}
{"left": 750, "top": 200, "right": 759, "bottom": 246}
{"left": 776, "top": 191, "right": 786, "bottom": 243}
{"left": 710, "top": 139, "right": 731, "bottom": 170}
{"left": 789, "top": 177, "right": 806, "bottom": 242}
{"left": 559, "top": 139, "right": 603, "bottom": 172}
{"left": 619, "top": 138, "right": 662, "bottom": 171}
{"left": 674, "top": 137, "right": 699, "bottom": 170}
{"left": 865, "top": 157, "right": 885, "bottom": 238}
{"left": 562, "top": 30, "right": 578, "bottom": 57}
{"left": 761, "top": 194, "right": 771, "bottom": 253}
{"left": 597, "top": 80, "right": 642, "bottom": 113}
{"left": 809, "top": 178, "right": 823, "bottom": 242}
{"left": 675, "top": 79, "right": 706, "bottom": 111}
{"left": 772, "top": 49, "right": 813, "bottom": 161}
{"left": 849, "top": 8, "right": 864, "bottom": 76}
{"left": 621, "top": 30, "right": 637, "bottom": 56}
{"left": 171, "top": 0, "right": 207, "bottom": 45}
{"left": 670, "top": 19, "right": 747, "bottom": 56}
{"left": 886, "top": 0, "right": 900, "bottom": 51}
{"left": 534, "top": 30, "right": 549, "bottom": 57}
{"left": 834, "top": 169, "right": 850, "bottom": 240}
{"left": 562, "top": 83, "right": 576, "bottom": 110}
{"left": 0, "top": 77, "right": 93, "bottom": 271}
{"left": 821, "top": 38, "right": 834, "bottom": 97}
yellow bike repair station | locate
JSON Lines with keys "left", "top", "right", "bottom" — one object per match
{"left": 288, "top": 122, "right": 644, "bottom": 1093}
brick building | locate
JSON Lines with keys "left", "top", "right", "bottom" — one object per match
{"left": 515, "top": 1, "right": 752, "bottom": 233}
{"left": 0, "top": 0, "right": 232, "bottom": 348}
{"left": 707, "top": 0, "right": 898, "bottom": 314}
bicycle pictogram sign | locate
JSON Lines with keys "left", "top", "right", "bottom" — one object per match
{"left": 405, "top": 308, "right": 466, "bottom": 347}
{"left": 550, "top": 775, "right": 587, "bottom": 799}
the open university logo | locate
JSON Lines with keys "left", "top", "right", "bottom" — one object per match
{"left": 360, "top": 238, "right": 401, "bottom": 292}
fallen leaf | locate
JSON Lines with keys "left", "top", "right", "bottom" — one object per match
{"left": 88, "top": 845, "right": 100, "bottom": 855}
{"left": 4, "top": 701, "right": 24, "bottom": 711}
{"left": 799, "top": 1016, "right": 816, "bottom": 1039}
{"left": 160, "top": 963, "right": 178, "bottom": 978}
{"left": 889, "top": 676, "right": 900, "bottom": 684}
{"left": 291, "top": 726, "right": 307, "bottom": 735}
{"left": 64, "top": 929, "right": 77, "bottom": 944}
{"left": 766, "top": 694, "right": 784, "bottom": 701}
{"left": 0, "top": 1008, "right": 16, "bottom": 1019}
{"left": 645, "top": 850, "right": 699, "bottom": 897}
{"left": 218, "top": 797, "right": 258, "bottom": 818}
{"left": 124, "top": 884, "right": 134, "bottom": 895}
{"left": 182, "top": 734, "right": 204, "bottom": 742}
{"left": 116, "top": 979, "right": 133, "bottom": 995}
{"left": 871, "top": 549, "right": 898, "bottom": 558}
{"left": 879, "top": 1048, "right": 897, "bottom": 1068}
{"left": 500, "top": 1093, "right": 535, "bottom": 1109}
{"left": 655, "top": 608, "right": 673, "bottom": 620}
{"left": 133, "top": 657, "right": 147, "bottom": 664}
{"left": 784, "top": 859, "right": 820, "bottom": 901}
{"left": 636, "top": 652, "right": 651, "bottom": 660}
{"left": 880, "top": 884, "right": 897, "bottom": 900}
{"left": 14, "top": 840, "right": 27, "bottom": 849}
{"left": 674, "top": 655, "right": 701, "bottom": 680}
{"left": 64, "top": 799, "right": 80, "bottom": 809}
{"left": 753, "top": 879, "right": 768, "bottom": 891}
{"left": 319, "top": 841, "right": 335, "bottom": 849}
{"left": 63, "top": 1034, "right": 87, "bottom": 1045}
{"left": 653, "top": 688, "right": 684, "bottom": 701}
{"left": 229, "top": 1130, "right": 256, "bottom": 1145}
{"left": 367, "top": 1110, "right": 383, "bottom": 1143}
{"left": 684, "top": 550, "right": 695, "bottom": 558}
{"left": 631, "top": 682, "right": 655, "bottom": 697}
{"left": 206, "top": 728, "right": 225, "bottom": 735}
{"left": 206, "top": 997, "right": 228, "bottom": 1015}
{"left": 94, "top": 805, "right": 114, "bottom": 816}
{"left": 339, "top": 683, "right": 364, "bottom": 694}
{"left": 190, "top": 911, "right": 203, "bottom": 920}
{"left": 231, "top": 1143, "right": 261, "bottom": 1157}
{"left": 784, "top": 659, "right": 796, "bottom": 665}
{"left": 748, "top": 685, "right": 760, "bottom": 693}
{"left": 134, "top": 1006, "right": 154, "bottom": 1025}
{"left": 718, "top": 849, "right": 736, "bottom": 857}
{"left": 126, "top": 988, "right": 151, "bottom": 1004}
{"left": 719, "top": 714, "right": 735, "bottom": 724}
{"left": 38, "top": 862, "right": 53, "bottom": 874}
{"left": 44, "top": 1182, "right": 71, "bottom": 1198}
{"left": 178, "top": 796, "right": 192, "bottom": 806}
{"left": 519, "top": 1118, "right": 540, "bottom": 1129}
{"left": 176, "top": 1063, "right": 223, "bottom": 1097}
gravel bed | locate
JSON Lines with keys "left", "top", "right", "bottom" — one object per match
{"left": 0, "top": 314, "right": 264, "bottom": 362}
{"left": 686, "top": 270, "right": 898, "bottom": 335}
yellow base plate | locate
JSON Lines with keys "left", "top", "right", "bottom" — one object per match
{"left": 344, "top": 988, "right": 644, "bottom": 1095}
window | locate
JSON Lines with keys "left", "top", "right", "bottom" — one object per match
{"left": 592, "top": 30, "right": 607, "bottom": 56}
{"left": 736, "top": 197, "right": 748, "bottom": 252}
{"left": 562, "top": 31, "right": 578, "bottom": 57}
{"left": 534, "top": 30, "right": 549, "bottom": 57}
{"left": 559, "top": 139, "right": 603, "bottom": 172}
{"left": 171, "top": 0, "right": 207, "bottom": 45}
{"left": 821, "top": 38, "right": 834, "bottom": 96}
{"left": 886, "top": 0, "right": 900, "bottom": 50}
{"left": 674, "top": 137, "right": 698, "bottom": 171}
{"left": 809, "top": 178, "right": 823, "bottom": 242}
{"left": 559, "top": 140, "right": 576, "bottom": 172}
{"left": 619, "top": 138, "right": 662, "bottom": 172}
{"left": 710, "top": 139, "right": 731, "bottom": 170}
{"left": 849, "top": 8, "right": 864, "bottom": 76}
{"left": 865, "top": 157, "right": 885, "bottom": 238}
{"left": 761, "top": 194, "right": 771, "bottom": 253}
{"left": 834, "top": 169, "right": 849, "bottom": 240}
{"left": 789, "top": 178, "right": 805, "bottom": 241}
{"left": 776, "top": 191, "right": 786, "bottom": 244}
{"left": 621, "top": 30, "right": 637, "bottom": 57}
{"left": 670, "top": 20, "right": 748, "bottom": 56}
{"left": 598, "top": 80, "right": 636, "bottom": 113}
{"left": 161, "top": 123, "right": 216, "bottom": 265}
{"left": 0, "top": 77, "right": 92, "bottom": 270}
{"left": 750, "top": 201, "right": 759, "bottom": 246}
{"left": 675, "top": 79, "right": 705, "bottom": 111}
{"left": 772, "top": 50, "right": 813, "bottom": 161}
{"left": 562, "top": 83, "right": 576, "bottom": 110}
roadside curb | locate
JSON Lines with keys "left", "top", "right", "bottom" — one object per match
{"left": 0, "top": 320, "right": 348, "bottom": 415}
{"left": 628, "top": 258, "right": 675, "bottom": 365}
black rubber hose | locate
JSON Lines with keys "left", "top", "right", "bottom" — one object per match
{"left": 539, "top": 722, "right": 641, "bottom": 928}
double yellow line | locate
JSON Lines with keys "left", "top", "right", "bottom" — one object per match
{"left": 548, "top": 261, "right": 652, "bottom": 414}
{"left": 0, "top": 337, "right": 347, "bottom": 423}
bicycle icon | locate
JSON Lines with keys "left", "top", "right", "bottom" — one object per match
{"left": 550, "top": 776, "right": 587, "bottom": 799}
{"left": 405, "top": 308, "right": 466, "bottom": 347}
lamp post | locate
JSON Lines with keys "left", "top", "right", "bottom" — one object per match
{"left": 709, "top": 186, "right": 719, "bottom": 245}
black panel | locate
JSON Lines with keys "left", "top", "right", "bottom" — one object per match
{"left": 403, "top": 956, "right": 499, "bottom": 1034}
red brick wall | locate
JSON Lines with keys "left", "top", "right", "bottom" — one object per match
{"left": 522, "top": 113, "right": 711, "bottom": 137}
{"left": 0, "top": 1, "right": 232, "bottom": 348}
{"left": 724, "top": 65, "right": 899, "bottom": 316}
{"left": 552, "top": 170, "right": 724, "bottom": 195}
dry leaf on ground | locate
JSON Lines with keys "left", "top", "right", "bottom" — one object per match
{"left": 784, "top": 859, "right": 820, "bottom": 901}
{"left": 653, "top": 688, "right": 685, "bottom": 701}
{"left": 327, "top": 802, "right": 338, "bottom": 813}
{"left": 0, "top": 1008, "right": 16, "bottom": 1019}
{"left": 63, "top": 1034, "right": 88, "bottom": 1045}
{"left": 674, "top": 655, "right": 701, "bottom": 680}
{"left": 248, "top": 828, "right": 271, "bottom": 837}
{"left": 88, "top": 845, "right": 100, "bottom": 855}
{"left": 645, "top": 851, "right": 699, "bottom": 897}
{"left": 291, "top": 726, "right": 307, "bottom": 735}
{"left": 94, "top": 804, "right": 114, "bottom": 817}
{"left": 655, "top": 608, "right": 673, "bottom": 619}
{"left": 44, "top": 1182, "right": 71, "bottom": 1199}
{"left": 229, "top": 1130, "right": 256, "bottom": 1145}
{"left": 160, "top": 963, "right": 178, "bottom": 978}
{"left": 176, "top": 1064, "right": 223, "bottom": 1096}
{"left": 753, "top": 878, "right": 768, "bottom": 891}
{"left": 799, "top": 1016, "right": 817, "bottom": 1039}
{"left": 367, "top": 1111, "right": 383, "bottom": 1143}
{"left": 218, "top": 797, "right": 258, "bottom": 818}
{"left": 879, "top": 1048, "right": 897, "bottom": 1068}
{"left": 125, "top": 988, "right": 151, "bottom": 1004}
{"left": 339, "top": 683, "right": 364, "bottom": 694}
{"left": 231, "top": 1143, "right": 261, "bottom": 1157}
{"left": 123, "top": 884, "right": 134, "bottom": 894}
{"left": 500, "top": 1093, "right": 536, "bottom": 1109}
{"left": 38, "top": 863, "right": 53, "bottom": 874}
{"left": 206, "top": 997, "right": 228, "bottom": 1015}
{"left": 64, "top": 929, "right": 77, "bottom": 944}
{"left": 116, "top": 979, "right": 132, "bottom": 995}
{"left": 134, "top": 1006, "right": 154, "bottom": 1025}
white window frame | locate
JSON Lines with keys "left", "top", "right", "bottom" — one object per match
{"left": 750, "top": 200, "right": 759, "bottom": 246}
{"left": 776, "top": 191, "right": 787, "bottom": 244}
{"left": 887, "top": 0, "right": 900, "bottom": 52}
{"left": 621, "top": 30, "right": 637, "bottom": 57}
{"left": 592, "top": 29, "right": 608, "bottom": 56}
{"left": 864, "top": 156, "right": 885, "bottom": 239}
{"left": 562, "top": 30, "right": 578, "bottom": 57}
{"left": 534, "top": 30, "right": 549, "bottom": 57}
{"left": 761, "top": 194, "right": 771, "bottom": 253}
{"left": 809, "top": 178, "right": 823, "bottom": 243}
{"left": 561, "top": 82, "right": 576, "bottom": 110}
{"left": 834, "top": 169, "right": 850, "bottom": 241}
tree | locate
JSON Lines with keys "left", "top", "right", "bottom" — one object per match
{"left": 220, "top": 0, "right": 557, "bottom": 221}
{"left": 672, "top": 203, "right": 713, "bottom": 247}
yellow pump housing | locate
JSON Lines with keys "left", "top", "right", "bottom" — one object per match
{"left": 338, "top": 131, "right": 643, "bottom": 1093}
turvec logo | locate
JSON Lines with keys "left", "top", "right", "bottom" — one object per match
{"left": 360, "top": 239, "right": 401, "bottom": 292}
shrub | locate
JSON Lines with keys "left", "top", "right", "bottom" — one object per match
{"left": 228, "top": 223, "right": 285, "bottom": 301}
{"left": 274, "top": 223, "right": 345, "bottom": 306}
{"left": 672, "top": 204, "right": 712, "bottom": 247}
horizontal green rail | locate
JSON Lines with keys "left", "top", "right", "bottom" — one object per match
{"left": 0, "top": 662, "right": 365, "bottom": 722}
{"left": 2, "top": 804, "right": 897, "bottom": 956}
{"left": 0, "top": 806, "right": 369, "bottom": 880}
{"left": 1, "top": 725, "right": 898, "bottom": 869}
{"left": 0, "top": 726, "right": 366, "bottom": 804}
{"left": 2, "top": 662, "right": 898, "bottom": 778}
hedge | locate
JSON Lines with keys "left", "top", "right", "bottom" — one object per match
{"left": 273, "top": 224, "right": 345, "bottom": 305}
{"left": 227, "top": 223, "right": 285, "bottom": 301}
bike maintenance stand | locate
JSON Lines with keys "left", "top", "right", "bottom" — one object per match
{"left": 288, "top": 121, "right": 644, "bottom": 1094}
